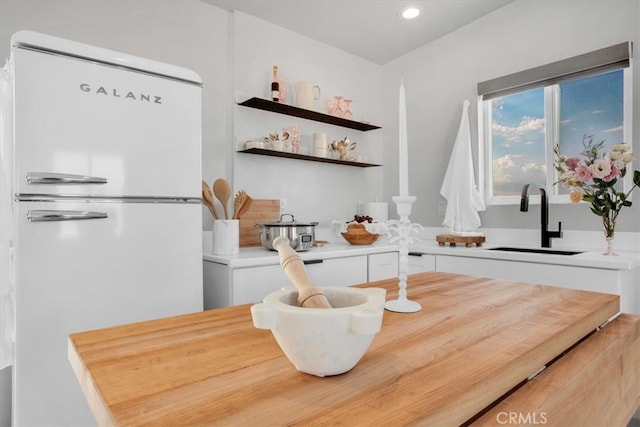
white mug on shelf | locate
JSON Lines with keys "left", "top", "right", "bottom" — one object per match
{"left": 313, "top": 132, "right": 328, "bottom": 148}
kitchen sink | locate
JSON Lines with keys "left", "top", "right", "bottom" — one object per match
{"left": 488, "top": 246, "right": 584, "bottom": 256}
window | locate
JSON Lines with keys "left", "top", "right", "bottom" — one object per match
{"left": 487, "top": 87, "right": 545, "bottom": 197}
{"left": 478, "top": 42, "right": 633, "bottom": 205}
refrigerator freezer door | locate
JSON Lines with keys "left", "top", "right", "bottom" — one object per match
{"left": 12, "top": 31, "right": 202, "bottom": 85}
{"left": 13, "top": 201, "right": 203, "bottom": 426}
{"left": 13, "top": 47, "right": 201, "bottom": 199}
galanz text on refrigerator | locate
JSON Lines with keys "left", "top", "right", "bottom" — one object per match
{"left": 79, "top": 83, "right": 163, "bottom": 103}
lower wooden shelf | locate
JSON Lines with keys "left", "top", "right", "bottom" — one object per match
{"left": 237, "top": 148, "right": 381, "bottom": 167}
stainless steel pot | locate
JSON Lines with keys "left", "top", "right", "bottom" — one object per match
{"left": 256, "top": 213, "right": 318, "bottom": 251}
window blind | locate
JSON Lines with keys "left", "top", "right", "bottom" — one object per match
{"left": 477, "top": 41, "right": 632, "bottom": 100}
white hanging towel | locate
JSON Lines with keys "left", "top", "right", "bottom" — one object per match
{"left": 439, "top": 100, "right": 485, "bottom": 234}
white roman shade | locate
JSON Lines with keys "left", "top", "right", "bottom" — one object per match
{"left": 477, "top": 41, "right": 633, "bottom": 100}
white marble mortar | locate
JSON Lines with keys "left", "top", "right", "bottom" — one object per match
{"left": 251, "top": 286, "right": 386, "bottom": 377}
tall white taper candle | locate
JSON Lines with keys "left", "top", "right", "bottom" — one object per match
{"left": 399, "top": 79, "right": 408, "bottom": 196}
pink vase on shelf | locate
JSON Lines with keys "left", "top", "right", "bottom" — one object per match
{"left": 278, "top": 78, "right": 287, "bottom": 103}
{"left": 325, "top": 98, "right": 337, "bottom": 115}
{"left": 342, "top": 99, "right": 353, "bottom": 120}
{"left": 283, "top": 125, "right": 301, "bottom": 153}
{"left": 331, "top": 96, "right": 344, "bottom": 117}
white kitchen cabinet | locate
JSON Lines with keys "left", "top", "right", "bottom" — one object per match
{"left": 231, "top": 264, "right": 284, "bottom": 306}
{"left": 435, "top": 255, "right": 639, "bottom": 314}
{"left": 408, "top": 252, "right": 436, "bottom": 274}
{"left": 204, "top": 255, "right": 368, "bottom": 308}
{"left": 368, "top": 252, "right": 399, "bottom": 281}
{"left": 305, "top": 256, "right": 368, "bottom": 286}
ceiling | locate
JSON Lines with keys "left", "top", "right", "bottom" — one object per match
{"left": 202, "top": 0, "right": 514, "bottom": 64}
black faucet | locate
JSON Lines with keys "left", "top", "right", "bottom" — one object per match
{"left": 520, "top": 184, "right": 563, "bottom": 248}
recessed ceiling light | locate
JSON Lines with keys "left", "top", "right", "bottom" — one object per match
{"left": 402, "top": 7, "right": 420, "bottom": 19}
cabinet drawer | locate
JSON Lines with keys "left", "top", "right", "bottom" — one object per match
{"left": 474, "top": 314, "right": 640, "bottom": 426}
{"left": 408, "top": 252, "right": 435, "bottom": 274}
{"left": 232, "top": 255, "right": 368, "bottom": 305}
{"left": 305, "top": 255, "right": 367, "bottom": 287}
{"left": 368, "top": 252, "right": 398, "bottom": 281}
{"left": 233, "top": 264, "right": 284, "bottom": 305}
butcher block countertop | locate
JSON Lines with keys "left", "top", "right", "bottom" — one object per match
{"left": 68, "top": 272, "right": 640, "bottom": 426}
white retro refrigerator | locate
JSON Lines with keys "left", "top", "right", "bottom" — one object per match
{"left": 0, "top": 31, "right": 204, "bottom": 426}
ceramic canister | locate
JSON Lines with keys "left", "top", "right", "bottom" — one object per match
{"left": 365, "top": 202, "right": 388, "bottom": 222}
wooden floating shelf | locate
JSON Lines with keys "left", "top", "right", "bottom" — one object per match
{"left": 238, "top": 97, "right": 381, "bottom": 131}
{"left": 238, "top": 148, "right": 381, "bottom": 168}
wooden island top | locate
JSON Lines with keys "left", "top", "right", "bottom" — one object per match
{"left": 68, "top": 272, "right": 640, "bottom": 426}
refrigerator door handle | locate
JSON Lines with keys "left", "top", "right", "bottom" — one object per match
{"left": 25, "top": 172, "right": 108, "bottom": 185}
{"left": 27, "top": 210, "right": 108, "bottom": 222}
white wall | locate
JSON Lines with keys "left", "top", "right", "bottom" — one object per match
{"left": 230, "top": 12, "right": 384, "bottom": 226}
{"left": 382, "top": 0, "right": 640, "bottom": 233}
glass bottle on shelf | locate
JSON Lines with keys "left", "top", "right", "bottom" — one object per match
{"left": 271, "top": 66, "right": 280, "bottom": 102}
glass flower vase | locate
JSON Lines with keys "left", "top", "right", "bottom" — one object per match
{"left": 603, "top": 236, "right": 617, "bottom": 256}
{"left": 602, "top": 218, "right": 617, "bottom": 256}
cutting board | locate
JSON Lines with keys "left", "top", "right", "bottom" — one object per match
{"left": 436, "top": 233, "right": 485, "bottom": 247}
{"left": 238, "top": 199, "right": 280, "bottom": 247}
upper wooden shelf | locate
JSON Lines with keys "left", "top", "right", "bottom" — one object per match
{"left": 238, "top": 97, "right": 381, "bottom": 131}
{"left": 238, "top": 148, "right": 381, "bottom": 167}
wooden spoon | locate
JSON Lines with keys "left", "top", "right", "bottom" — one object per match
{"left": 272, "top": 236, "right": 332, "bottom": 309}
{"left": 201, "top": 180, "right": 219, "bottom": 219}
{"left": 213, "top": 178, "right": 232, "bottom": 219}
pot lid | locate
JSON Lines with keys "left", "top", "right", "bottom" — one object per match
{"left": 259, "top": 213, "right": 318, "bottom": 227}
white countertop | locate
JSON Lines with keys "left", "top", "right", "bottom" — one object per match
{"left": 203, "top": 237, "right": 639, "bottom": 270}
{"left": 202, "top": 241, "right": 399, "bottom": 268}
{"left": 410, "top": 240, "right": 640, "bottom": 271}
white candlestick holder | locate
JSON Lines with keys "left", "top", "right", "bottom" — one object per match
{"left": 384, "top": 196, "right": 423, "bottom": 313}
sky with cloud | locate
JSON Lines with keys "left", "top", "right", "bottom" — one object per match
{"left": 490, "top": 70, "right": 624, "bottom": 196}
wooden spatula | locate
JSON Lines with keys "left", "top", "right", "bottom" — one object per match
{"left": 272, "top": 236, "right": 332, "bottom": 309}
{"left": 232, "top": 190, "right": 248, "bottom": 219}
{"left": 236, "top": 193, "right": 252, "bottom": 219}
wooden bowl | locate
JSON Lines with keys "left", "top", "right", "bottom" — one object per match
{"left": 341, "top": 223, "right": 380, "bottom": 245}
